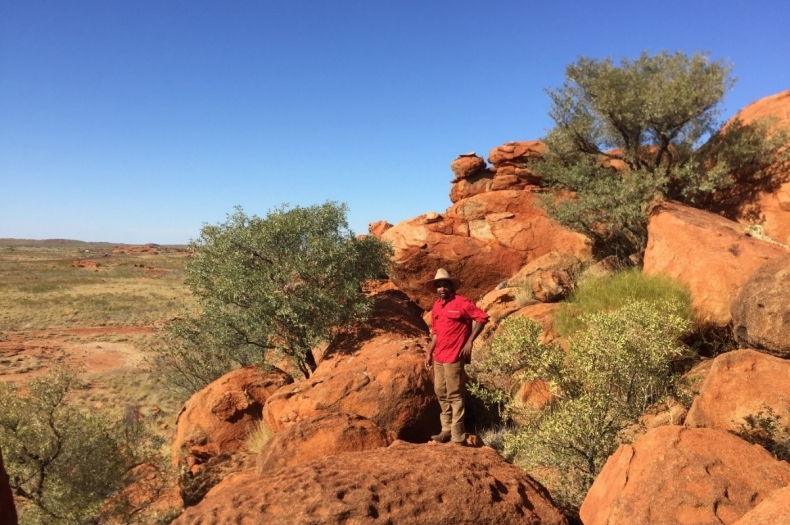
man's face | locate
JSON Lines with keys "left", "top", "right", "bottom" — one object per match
{"left": 435, "top": 280, "right": 453, "bottom": 300}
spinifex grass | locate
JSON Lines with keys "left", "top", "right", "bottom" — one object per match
{"left": 0, "top": 243, "right": 193, "bottom": 330}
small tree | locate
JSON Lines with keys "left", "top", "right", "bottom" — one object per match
{"left": 0, "top": 370, "right": 126, "bottom": 525}
{"left": 537, "top": 51, "right": 787, "bottom": 258}
{"left": 154, "top": 202, "right": 391, "bottom": 390}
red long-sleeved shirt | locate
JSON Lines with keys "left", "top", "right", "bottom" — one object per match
{"left": 430, "top": 293, "right": 489, "bottom": 363}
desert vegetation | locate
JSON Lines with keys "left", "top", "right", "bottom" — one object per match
{"left": 151, "top": 202, "right": 392, "bottom": 393}
{"left": 536, "top": 51, "right": 789, "bottom": 259}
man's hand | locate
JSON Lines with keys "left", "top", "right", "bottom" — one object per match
{"left": 424, "top": 353, "right": 433, "bottom": 370}
{"left": 459, "top": 341, "right": 473, "bottom": 364}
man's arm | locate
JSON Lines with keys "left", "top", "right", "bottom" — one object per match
{"left": 458, "top": 320, "right": 486, "bottom": 364}
{"left": 425, "top": 333, "right": 436, "bottom": 370}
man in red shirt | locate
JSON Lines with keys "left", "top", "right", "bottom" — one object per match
{"left": 424, "top": 268, "right": 489, "bottom": 445}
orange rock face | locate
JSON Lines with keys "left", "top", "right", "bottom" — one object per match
{"left": 488, "top": 140, "right": 547, "bottom": 166}
{"left": 172, "top": 367, "right": 293, "bottom": 468}
{"left": 685, "top": 349, "right": 790, "bottom": 433}
{"left": 256, "top": 412, "right": 393, "bottom": 473}
{"left": 382, "top": 190, "right": 591, "bottom": 310}
{"left": 263, "top": 290, "right": 439, "bottom": 442}
{"left": 731, "top": 254, "right": 790, "bottom": 357}
{"left": 732, "top": 485, "right": 790, "bottom": 525}
{"left": 367, "top": 220, "right": 393, "bottom": 238}
{"left": 580, "top": 426, "right": 790, "bottom": 525}
{"left": 450, "top": 153, "right": 487, "bottom": 179}
{"left": 0, "top": 449, "right": 18, "bottom": 525}
{"left": 173, "top": 442, "right": 568, "bottom": 525}
{"left": 710, "top": 90, "right": 790, "bottom": 245}
{"left": 643, "top": 201, "right": 788, "bottom": 326}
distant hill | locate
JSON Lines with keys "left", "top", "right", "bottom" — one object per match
{"left": 0, "top": 239, "right": 189, "bottom": 250}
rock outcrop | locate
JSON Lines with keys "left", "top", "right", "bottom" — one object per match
{"left": 706, "top": 90, "right": 790, "bottom": 246}
{"left": 172, "top": 367, "right": 293, "bottom": 471}
{"left": 580, "top": 426, "right": 790, "bottom": 525}
{"left": 732, "top": 485, "right": 790, "bottom": 525}
{"left": 382, "top": 190, "right": 591, "bottom": 309}
{"left": 448, "top": 142, "right": 546, "bottom": 203}
{"left": 173, "top": 442, "right": 568, "bottom": 525}
{"left": 685, "top": 349, "right": 790, "bottom": 433}
{"left": 731, "top": 254, "right": 790, "bottom": 357}
{"left": 643, "top": 200, "right": 788, "bottom": 326}
{"left": 263, "top": 290, "right": 439, "bottom": 442}
{"left": 0, "top": 449, "right": 18, "bottom": 525}
{"left": 256, "top": 412, "right": 393, "bottom": 473}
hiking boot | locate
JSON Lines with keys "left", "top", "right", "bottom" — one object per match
{"left": 451, "top": 439, "right": 467, "bottom": 447}
{"left": 431, "top": 431, "right": 451, "bottom": 443}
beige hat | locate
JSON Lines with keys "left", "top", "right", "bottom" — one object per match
{"left": 424, "top": 268, "right": 462, "bottom": 293}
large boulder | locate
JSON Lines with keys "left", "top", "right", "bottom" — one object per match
{"left": 488, "top": 140, "right": 547, "bottom": 166}
{"left": 0, "top": 449, "right": 18, "bottom": 525}
{"left": 731, "top": 254, "right": 790, "bottom": 357}
{"left": 732, "top": 485, "right": 790, "bottom": 525}
{"left": 685, "top": 349, "right": 790, "bottom": 432}
{"left": 172, "top": 367, "right": 293, "bottom": 469}
{"left": 263, "top": 289, "right": 439, "bottom": 442}
{"left": 705, "top": 90, "right": 790, "bottom": 246}
{"left": 173, "top": 442, "right": 568, "bottom": 525}
{"left": 643, "top": 200, "right": 788, "bottom": 326}
{"left": 256, "top": 412, "right": 393, "bottom": 473}
{"left": 382, "top": 190, "right": 591, "bottom": 310}
{"left": 580, "top": 426, "right": 790, "bottom": 525}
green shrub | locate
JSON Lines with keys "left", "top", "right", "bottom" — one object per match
{"left": 151, "top": 202, "right": 392, "bottom": 394}
{"left": 499, "top": 300, "right": 693, "bottom": 511}
{"left": 735, "top": 405, "right": 790, "bottom": 463}
{"left": 0, "top": 370, "right": 169, "bottom": 525}
{"left": 555, "top": 268, "right": 693, "bottom": 336}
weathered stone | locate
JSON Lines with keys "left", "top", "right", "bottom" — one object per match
{"left": 263, "top": 290, "right": 438, "bottom": 442}
{"left": 685, "top": 349, "right": 790, "bottom": 433}
{"left": 643, "top": 200, "right": 788, "bottom": 326}
{"left": 382, "top": 190, "right": 591, "bottom": 310}
{"left": 731, "top": 254, "right": 790, "bottom": 357}
{"left": 256, "top": 412, "right": 393, "bottom": 473}
{"left": 172, "top": 367, "right": 293, "bottom": 467}
{"left": 173, "top": 443, "right": 568, "bottom": 525}
{"left": 580, "top": 426, "right": 790, "bottom": 525}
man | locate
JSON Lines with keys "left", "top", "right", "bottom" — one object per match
{"left": 424, "top": 268, "right": 489, "bottom": 445}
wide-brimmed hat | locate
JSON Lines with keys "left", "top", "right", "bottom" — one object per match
{"left": 424, "top": 268, "right": 462, "bottom": 293}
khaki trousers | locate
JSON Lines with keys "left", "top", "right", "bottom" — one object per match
{"left": 433, "top": 361, "right": 467, "bottom": 443}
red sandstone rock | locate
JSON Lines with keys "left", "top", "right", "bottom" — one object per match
{"left": 172, "top": 367, "right": 292, "bottom": 468}
{"left": 72, "top": 259, "right": 100, "bottom": 269}
{"left": 477, "top": 287, "right": 523, "bottom": 322}
{"left": 709, "top": 90, "right": 790, "bottom": 246}
{"left": 0, "top": 449, "right": 18, "bottom": 525}
{"left": 450, "top": 152, "right": 487, "bottom": 179}
{"left": 256, "top": 412, "right": 393, "bottom": 473}
{"left": 643, "top": 201, "right": 788, "bottom": 326}
{"left": 263, "top": 290, "right": 438, "bottom": 442}
{"left": 580, "top": 426, "right": 790, "bottom": 525}
{"left": 173, "top": 442, "right": 568, "bottom": 525}
{"left": 732, "top": 485, "right": 790, "bottom": 525}
{"left": 685, "top": 349, "right": 790, "bottom": 433}
{"left": 488, "top": 140, "right": 547, "bottom": 166}
{"left": 367, "top": 220, "right": 393, "bottom": 238}
{"left": 449, "top": 166, "right": 541, "bottom": 203}
{"left": 382, "top": 190, "right": 591, "bottom": 310}
{"left": 731, "top": 254, "right": 790, "bottom": 357}
{"left": 511, "top": 303, "right": 561, "bottom": 343}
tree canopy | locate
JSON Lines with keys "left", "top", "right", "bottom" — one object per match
{"left": 154, "top": 202, "right": 392, "bottom": 391}
{"left": 537, "top": 51, "right": 786, "bottom": 259}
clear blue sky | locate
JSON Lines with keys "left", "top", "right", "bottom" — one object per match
{"left": 1, "top": 1, "right": 788, "bottom": 244}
